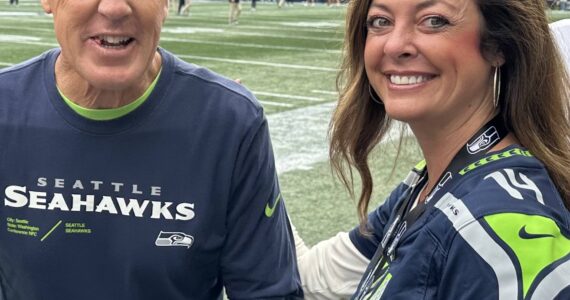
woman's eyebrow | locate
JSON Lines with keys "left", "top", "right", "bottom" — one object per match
{"left": 369, "top": 0, "right": 459, "bottom": 12}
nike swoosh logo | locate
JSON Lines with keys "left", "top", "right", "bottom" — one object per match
{"left": 265, "top": 193, "right": 282, "bottom": 218}
{"left": 518, "top": 225, "right": 555, "bottom": 239}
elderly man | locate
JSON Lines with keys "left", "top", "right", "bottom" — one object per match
{"left": 0, "top": 0, "right": 302, "bottom": 299}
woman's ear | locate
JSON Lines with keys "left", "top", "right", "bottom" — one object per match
{"left": 492, "top": 51, "right": 505, "bottom": 67}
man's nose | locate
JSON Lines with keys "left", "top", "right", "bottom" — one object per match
{"left": 98, "top": 0, "right": 133, "bottom": 22}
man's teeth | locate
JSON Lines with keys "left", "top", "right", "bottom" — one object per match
{"left": 98, "top": 36, "right": 132, "bottom": 47}
{"left": 390, "top": 75, "right": 431, "bottom": 85}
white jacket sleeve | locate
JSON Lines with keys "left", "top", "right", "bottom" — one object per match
{"left": 290, "top": 221, "right": 370, "bottom": 300}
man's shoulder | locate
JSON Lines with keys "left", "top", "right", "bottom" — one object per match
{"left": 0, "top": 49, "right": 55, "bottom": 80}
{"left": 161, "top": 49, "right": 262, "bottom": 114}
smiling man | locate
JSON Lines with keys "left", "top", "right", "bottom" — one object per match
{"left": 0, "top": 0, "right": 302, "bottom": 299}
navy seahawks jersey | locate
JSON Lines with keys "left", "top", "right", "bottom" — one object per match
{"left": 350, "top": 146, "right": 570, "bottom": 299}
{"left": 0, "top": 49, "right": 302, "bottom": 299}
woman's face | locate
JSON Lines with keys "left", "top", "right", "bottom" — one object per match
{"left": 364, "top": 0, "right": 496, "bottom": 128}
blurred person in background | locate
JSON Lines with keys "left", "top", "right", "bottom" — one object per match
{"left": 229, "top": 0, "right": 242, "bottom": 24}
{"left": 0, "top": 0, "right": 303, "bottom": 299}
{"left": 551, "top": 18, "right": 570, "bottom": 70}
{"left": 178, "top": 0, "right": 191, "bottom": 16}
{"left": 294, "top": 0, "right": 570, "bottom": 299}
{"left": 180, "top": 0, "right": 192, "bottom": 16}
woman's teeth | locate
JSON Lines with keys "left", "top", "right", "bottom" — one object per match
{"left": 390, "top": 75, "right": 432, "bottom": 85}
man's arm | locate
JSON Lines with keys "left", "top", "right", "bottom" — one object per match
{"left": 222, "top": 110, "right": 303, "bottom": 299}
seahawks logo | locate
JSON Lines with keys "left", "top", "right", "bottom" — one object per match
{"left": 155, "top": 231, "right": 194, "bottom": 249}
{"left": 467, "top": 126, "right": 499, "bottom": 154}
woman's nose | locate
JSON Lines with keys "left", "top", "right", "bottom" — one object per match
{"left": 383, "top": 25, "right": 418, "bottom": 60}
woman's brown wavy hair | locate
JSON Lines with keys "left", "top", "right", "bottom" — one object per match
{"left": 330, "top": 0, "right": 570, "bottom": 230}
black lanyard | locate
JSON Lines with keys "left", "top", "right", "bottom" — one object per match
{"left": 354, "top": 114, "right": 509, "bottom": 300}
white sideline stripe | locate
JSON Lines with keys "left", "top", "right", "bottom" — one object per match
{"left": 177, "top": 54, "right": 337, "bottom": 72}
{"left": 254, "top": 91, "right": 324, "bottom": 102}
{"left": 160, "top": 37, "right": 340, "bottom": 54}
{"left": 268, "top": 102, "right": 405, "bottom": 174}
{"left": 259, "top": 101, "right": 294, "bottom": 108}
{"left": 311, "top": 90, "right": 338, "bottom": 95}
{"left": 0, "top": 62, "right": 13, "bottom": 67}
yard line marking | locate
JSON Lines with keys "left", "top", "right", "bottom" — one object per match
{"left": 6, "top": 41, "right": 59, "bottom": 47}
{"left": 310, "top": 90, "right": 338, "bottom": 95}
{"left": 177, "top": 54, "right": 337, "bottom": 72}
{"left": 166, "top": 21, "right": 342, "bottom": 34}
{"left": 160, "top": 37, "right": 341, "bottom": 54}
{"left": 162, "top": 27, "right": 343, "bottom": 42}
{"left": 0, "top": 17, "right": 53, "bottom": 23}
{"left": 0, "top": 25, "right": 53, "bottom": 33}
{"left": 0, "top": 12, "right": 41, "bottom": 17}
{"left": 280, "top": 21, "right": 341, "bottom": 28}
{"left": 0, "top": 34, "right": 42, "bottom": 42}
{"left": 254, "top": 91, "right": 324, "bottom": 102}
{"left": 199, "top": 30, "right": 343, "bottom": 42}
{"left": 259, "top": 101, "right": 294, "bottom": 108}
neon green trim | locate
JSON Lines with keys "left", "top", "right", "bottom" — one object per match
{"left": 41, "top": 220, "right": 62, "bottom": 242}
{"left": 365, "top": 272, "right": 392, "bottom": 300}
{"left": 485, "top": 213, "right": 570, "bottom": 297}
{"left": 58, "top": 70, "right": 161, "bottom": 121}
{"left": 414, "top": 160, "right": 426, "bottom": 171}
{"left": 459, "top": 148, "right": 532, "bottom": 175}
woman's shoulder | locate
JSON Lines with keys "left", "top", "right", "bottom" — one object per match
{"left": 425, "top": 147, "right": 570, "bottom": 251}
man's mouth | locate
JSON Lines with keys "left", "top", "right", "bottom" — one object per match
{"left": 92, "top": 35, "right": 135, "bottom": 48}
{"left": 389, "top": 75, "right": 435, "bottom": 85}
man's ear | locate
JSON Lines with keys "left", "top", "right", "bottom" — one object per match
{"left": 40, "top": 0, "right": 52, "bottom": 14}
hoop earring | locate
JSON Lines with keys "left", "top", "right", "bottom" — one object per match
{"left": 369, "top": 84, "right": 383, "bottom": 105}
{"left": 493, "top": 66, "right": 501, "bottom": 108}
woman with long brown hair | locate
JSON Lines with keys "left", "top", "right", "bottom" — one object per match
{"left": 297, "top": 0, "right": 570, "bottom": 298}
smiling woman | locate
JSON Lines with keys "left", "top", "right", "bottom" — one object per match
{"left": 296, "top": 0, "right": 570, "bottom": 299}
{"left": 0, "top": 0, "right": 303, "bottom": 299}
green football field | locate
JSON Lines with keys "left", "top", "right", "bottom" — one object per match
{"left": 1, "top": 1, "right": 568, "bottom": 246}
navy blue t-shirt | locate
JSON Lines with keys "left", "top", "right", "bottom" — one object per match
{"left": 0, "top": 48, "right": 302, "bottom": 300}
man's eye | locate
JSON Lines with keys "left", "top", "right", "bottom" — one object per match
{"left": 422, "top": 16, "right": 450, "bottom": 28}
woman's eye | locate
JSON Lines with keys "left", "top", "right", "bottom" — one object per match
{"left": 366, "top": 17, "right": 391, "bottom": 29}
{"left": 422, "top": 16, "right": 450, "bottom": 28}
